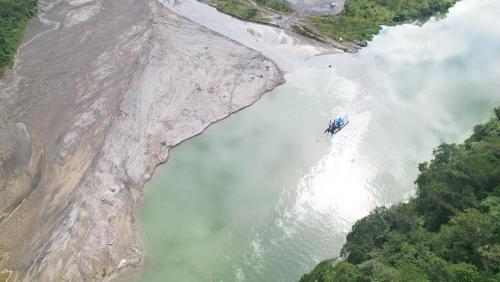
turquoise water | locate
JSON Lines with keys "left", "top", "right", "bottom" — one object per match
{"left": 139, "top": 0, "right": 500, "bottom": 281}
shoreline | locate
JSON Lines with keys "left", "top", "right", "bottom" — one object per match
{"left": 128, "top": 75, "right": 285, "bottom": 281}
{"left": 0, "top": 0, "right": 467, "bottom": 280}
{"left": 0, "top": 0, "right": 284, "bottom": 280}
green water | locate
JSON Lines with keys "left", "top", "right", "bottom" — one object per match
{"left": 139, "top": 0, "right": 500, "bottom": 281}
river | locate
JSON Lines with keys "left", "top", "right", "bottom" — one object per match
{"left": 138, "top": 0, "right": 500, "bottom": 281}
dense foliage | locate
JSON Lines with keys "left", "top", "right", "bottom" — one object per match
{"left": 213, "top": 0, "right": 290, "bottom": 21}
{"left": 311, "top": 0, "right": 457, "bottom": 42}
{"left": 0, "top": 0, "right": 37, "bottom": 77}
{"left": 300, "top": 107, "right": 500, "bottom": 282}
{"left": 214, "top": 0, "right": 263, "bottom": 21}
{"left": 255, "top": 0, "right": 291, "bottom": 13}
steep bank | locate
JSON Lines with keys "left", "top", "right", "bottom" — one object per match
{"left": 0, "top": 0, "right": 283, "bottom": 280}
{"left": 300, "top": 108, "right": 500, "bottom": 281}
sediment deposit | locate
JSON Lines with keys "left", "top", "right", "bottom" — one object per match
{"left": 0, "top": 0, "right": 283, "bottom": 280}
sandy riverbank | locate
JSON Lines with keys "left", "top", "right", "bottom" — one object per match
{"left": 0, "top": 0, "right": 283, "bottom": 280}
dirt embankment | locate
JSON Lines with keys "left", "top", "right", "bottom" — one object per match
{"left": 0, "top": 0, "right": 284, "bottom": 280}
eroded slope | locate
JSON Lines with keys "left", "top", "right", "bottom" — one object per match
{"left": 0, "top": 0, "right": 283, "bottom": 280}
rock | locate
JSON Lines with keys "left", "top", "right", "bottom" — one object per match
{"left": 353, "top": 40, "right": 368, "bottom": 47}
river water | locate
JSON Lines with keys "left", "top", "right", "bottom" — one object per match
{"left": 138, "top": 0, "right": 500, "bottom": 281}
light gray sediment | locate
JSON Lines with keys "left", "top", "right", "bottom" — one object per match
{"left": 0, "top": 0, "right": 283, "bottom": 280}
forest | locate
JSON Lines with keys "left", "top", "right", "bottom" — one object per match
{"left": 301, "top": 107, "right": 500, "bottom": 282}
{"left": 311, "top": 0, "right": 458, "bottom": 42}
{"left": 0, "top": 0, "right": 37, "bottom": 77}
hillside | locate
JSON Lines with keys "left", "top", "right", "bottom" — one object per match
{"left": 301, "top": 107, "right": 500, "bottom": 282}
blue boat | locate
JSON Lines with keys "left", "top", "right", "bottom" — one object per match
{"left": 324, "top": 116, "right": 349, "bottom": 135}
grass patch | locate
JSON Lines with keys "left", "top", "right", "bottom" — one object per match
{"left": 0, "top": 0, "right": 37, "bottom": 78}
{"left": 214, "top": 0, "right": 264, "bottom": 21}
{"left": 292, "top": 24, "right": 325, "bottom": 43}
{"left": 311, "top": 0, "right": 457, "bottom": 42}
{"left": 255, "top": 0, "right": 292, "bottom": 13}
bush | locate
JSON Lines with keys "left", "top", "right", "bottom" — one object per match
{"left": 311, "top": 0, "right": 458, "bottom": 42}
{"left": 0, "top": 0, "right": 37, "bottom": 77}
{"left": 214, "top": 0, "right": 263, "bottom": 21}
{"left": 255, "top": 0, "right": 291, "bottom": 13}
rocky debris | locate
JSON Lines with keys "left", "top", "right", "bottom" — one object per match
{"left": 0, "top": 122, "right": 42, "bottom": 225}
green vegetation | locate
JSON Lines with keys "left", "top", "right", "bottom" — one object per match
{"left": 292, "top": 25, "right": 325, "bottom": 43}
{"left": 212, "top": 0, "right": 291, "bottom": 22}
{"left": 300, "top": 107, "right": 500, "bottom": 282}
{"left": 214, "top": 0, "right": 263, "bottom": 21}
{"left": 255, "top": 0, "right": 291, "bottom": 13}
{"left": 0, "top": 0, "right": 37, "bottom": 77}
{"left": 311, "top": 0, "right": 457, "bottom": 42}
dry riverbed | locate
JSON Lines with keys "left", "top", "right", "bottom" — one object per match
{"left": 0, "top": 0, "right": 283, "bottom": 280}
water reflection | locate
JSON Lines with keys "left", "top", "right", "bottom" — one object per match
{"left": 140, "top": 0, "right": 500, "bottom": 281}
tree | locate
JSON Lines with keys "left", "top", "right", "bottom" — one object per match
{"left": 436, "top": 209, "right": 496, "bottom": 267}
{"left": 301, "top": 107, "right": 500, "bottom": 282}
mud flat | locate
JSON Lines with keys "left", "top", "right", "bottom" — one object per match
{"left": 0, "top": 0, "right": 283, "bottom": 280}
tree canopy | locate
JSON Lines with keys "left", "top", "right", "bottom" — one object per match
{"left": 301, "top": 106, "right": 500, "bottom": 282}
{"left": 311, "top": 0, "right": 458, "bottom": 42}
{"left": 0, "top": 0, "right": 37, "bottom": 77}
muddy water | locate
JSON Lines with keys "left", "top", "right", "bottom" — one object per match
{"left": 139, "top": 0, "right": 500, "bottom": 281}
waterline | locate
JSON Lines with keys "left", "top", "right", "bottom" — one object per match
{"left": 139, "top": 0, "right": 500, "bottom": 281}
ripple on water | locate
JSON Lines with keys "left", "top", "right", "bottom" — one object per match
{"left": 140, "top": 0, "right": 500, "bottom": 281}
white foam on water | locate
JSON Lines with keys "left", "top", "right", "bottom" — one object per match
{"left": 284, "top": 74, "right": 376, "bottom": 229}
{"left": 292, "top": 111, "right": 375, "bottom": 228}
